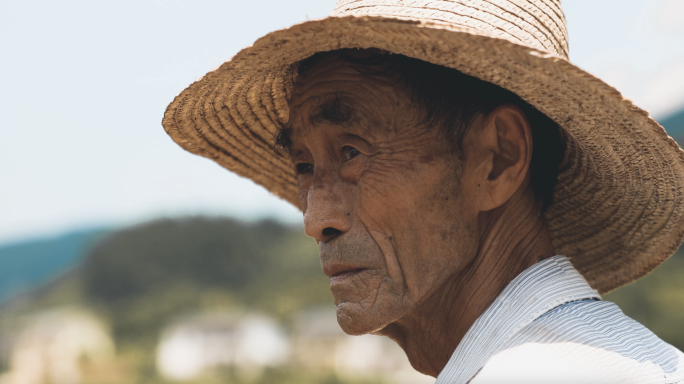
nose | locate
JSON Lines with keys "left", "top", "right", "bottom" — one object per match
{"left": 303, "top": 167, "right": 351, "bottom": 243}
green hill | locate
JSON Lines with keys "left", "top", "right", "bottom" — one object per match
{"left": 1, "top": 218, "right": 330, "bottom": 347}
{"left": 80, "top": 218, "right": 330, "bottom": 349}
{"left": 0, "top": 228, "right": 109, "bottom": 303}
{"left": 0, "top": 217, "right": 334, "bottom": 383}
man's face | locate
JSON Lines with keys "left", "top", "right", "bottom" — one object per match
{"left": 285, "top": 54, "right": 480, "bottom": 335}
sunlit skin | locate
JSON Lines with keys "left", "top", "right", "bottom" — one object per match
{"left": 283, "top": 53, "right": 556, "bottom": 377}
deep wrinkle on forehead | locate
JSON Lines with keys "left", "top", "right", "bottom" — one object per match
{"left": 309, "top": 94, "right": 359, "bottom": 128}
{"left": 280, "top": 56, "right": 416, "bottom": 159}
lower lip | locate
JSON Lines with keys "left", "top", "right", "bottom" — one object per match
{"left": 330, "top": 269, "right": 365, "bottom": 284}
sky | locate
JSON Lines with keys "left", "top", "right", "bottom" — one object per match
{"left": 1, "top": 0, "right": 683, "bottom": 244}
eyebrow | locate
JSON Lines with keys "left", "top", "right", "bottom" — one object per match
{"left": 274, "top": 95, "right": 360, "bottom": 156}
{"left": 273, "top": 126, "right": 294, "bottom": 156}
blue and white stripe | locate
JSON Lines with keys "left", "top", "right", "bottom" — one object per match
{"left": 436, "top": 255, "right": 684, "bottom": 384}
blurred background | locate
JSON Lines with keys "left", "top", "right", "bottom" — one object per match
{"left": 1, "top": 0, "right": 683, "bottom": 383}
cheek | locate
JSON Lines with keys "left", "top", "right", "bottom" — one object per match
{"left": 357, "top": 154, "right": 458, "bottom": 234}
{"left": 402, "top": 179, "right": 476, "bottom": 295}
{"left": 355, "top": 161, "right": 423, "bottom": 219}
{"left": 328, "top": 225, "right": 412, "bottom": 335}
{"left": 383, "top": 168, "right": 475, "bottom": 299}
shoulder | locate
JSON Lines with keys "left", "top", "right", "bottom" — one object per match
{"left": 470, "top": 341, "right": 684, "bottom": 384}
{"left": 470, "top": 300, "right": 684, "bottom": 384}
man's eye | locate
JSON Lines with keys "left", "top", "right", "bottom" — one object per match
{"left": 296, "top": 163, "right": 313, "bottom": 174}
{"left": 344, "top": 146, "right": 360, "bottom": 160}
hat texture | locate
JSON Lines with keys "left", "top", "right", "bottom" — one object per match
{"left": 163, "top": 0, "right": 684, "bottom": 293}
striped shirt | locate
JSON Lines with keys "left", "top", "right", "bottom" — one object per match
{"left": 436, "top": 255, "right": 684, "bottom": 384}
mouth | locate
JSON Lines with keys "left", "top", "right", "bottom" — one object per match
{"left": 330, "top": 268, "right": 367, "bottom": 284}
{"left": 324, "top": 263, "right": 369, "bottom": 284}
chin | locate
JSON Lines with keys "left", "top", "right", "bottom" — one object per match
{"left": 335, "top": 300, "right": 406, "bottom": 336}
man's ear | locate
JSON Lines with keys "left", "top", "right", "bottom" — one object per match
{"left": 464, "top": 104, "right": 533, "bottom": 212}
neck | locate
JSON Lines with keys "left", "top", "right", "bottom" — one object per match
{"left": 377, "top": 189, "right": 555, "bottom": 377}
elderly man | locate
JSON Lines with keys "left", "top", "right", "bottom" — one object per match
{"left": 163, "top": 1, "right": 684, "bottom": 382}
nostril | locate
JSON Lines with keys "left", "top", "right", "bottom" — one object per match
{"left": 322, "top": 227, "right": 342, "bottom": 237}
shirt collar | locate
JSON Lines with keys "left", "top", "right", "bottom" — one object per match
{"left": 435, "top": 255, "right": 600, "bottom": 384}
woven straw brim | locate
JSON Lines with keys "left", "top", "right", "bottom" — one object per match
{"left": 163, "top": 16, "right": 684, "bottom": 294}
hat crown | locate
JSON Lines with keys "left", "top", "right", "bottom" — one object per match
{"left": 330, "top": 0, "right": 569, "bottom": 59}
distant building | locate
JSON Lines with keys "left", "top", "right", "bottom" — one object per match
{"left": 156, "top": 313, "right": 289, "bottom": 381}
{"left": 156, "top": 308, "right": 433, "bottom": 383}
{"left": 0, "top": 308, "right": 115, "bottom": 384}
{"left": 292, "top": 308, "right": 433, "bottom": 384}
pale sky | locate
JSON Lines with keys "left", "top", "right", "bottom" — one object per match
{"left": 1, "top": 0, "right": 683, "bottom": 244}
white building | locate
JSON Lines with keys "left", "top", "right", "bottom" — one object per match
{"left": 292, "top": 308, "right": 434, "bottom": 384}
{"left": 157, "top": 308, "right": 434, "bottom": 383}
{"left": 156, "top": 313, "right": 289, "bottom": 381}
{"left": 0, "top": 308, "right": 115, "bottom": 384}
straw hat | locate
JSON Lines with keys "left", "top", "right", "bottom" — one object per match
{"left": 163, "top": 0, "right": 684, "bottom": 294}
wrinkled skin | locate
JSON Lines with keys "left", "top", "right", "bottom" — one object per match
{"left": 284, "top": 53, "right": 555, "bottom": 377}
